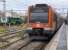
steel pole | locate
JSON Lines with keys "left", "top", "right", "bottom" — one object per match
{"left": 3, "top": 0, "right": 6, "bottom": 27}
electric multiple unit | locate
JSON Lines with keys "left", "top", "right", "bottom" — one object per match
{"left": 26, "top": 4, "right": 63, "bottom": 40}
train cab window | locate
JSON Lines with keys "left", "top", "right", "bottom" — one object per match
{"left": 30, "top": 13, "right": 48, "bottom": 23}
{"left": 29, "top": 7, "right": 48, "bottom": 23}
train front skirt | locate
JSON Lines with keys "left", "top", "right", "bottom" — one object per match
{"left": 26, "top": 28, "right": 53, "bottom": 40}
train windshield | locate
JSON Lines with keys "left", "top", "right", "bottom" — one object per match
{"left": 30, "top": 12, "right": 48, "bottom": 23}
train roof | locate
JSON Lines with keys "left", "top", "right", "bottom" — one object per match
{"left": 35, "top": 4, "right": 48, "bottom": 7}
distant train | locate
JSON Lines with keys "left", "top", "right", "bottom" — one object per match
{"left": 65, "top": 16, "right": 68, "bottom": 24}
{"left": 26, "top": 4, "right": 63, "bottom": 40}
{"left": 0, "top": 17, "right": 23, "bottom": 25}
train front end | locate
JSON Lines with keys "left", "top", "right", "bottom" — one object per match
{"left": 27, "top": 4, "right": 54, "bottom": 40}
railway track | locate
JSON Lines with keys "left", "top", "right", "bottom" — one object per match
{"left": 0, "top": 30, "right": 27, "bottom": 49}
{"left": 2, "top": 31, "right": 49, "bottom": 50}
{"left": 0, "top": 37, "right": 21, "bottom": 48}
{"left": 0, "top": 23, "right": 64, "bottom": 50}
{"left": 0, "top": 23, "right": 27, "bottom": 37}
{"left": 18, "top": 26, "right": 64, "bottom": 50}
{"left": 0, "top": 24, "right": 28, "bottom": 49}
{"left": 0, "top": 29, "right": 24, "bottom": 37}
{"left": 0, "top": 30, "right": 59, "bottom": 50}
{"left": 18, "top": 41, "right": 48, "bottom": 50}
{"left": 0, "top": 31, "right": 53, "bottom": 50}
{"left": 0, "top": 33, "right": 16, "bottom": 40}
{"left": 5, "top": 38, "right": 49, "bottom": 50}
{"left": 4, "top": 37, "right": 31, "bottom": 50}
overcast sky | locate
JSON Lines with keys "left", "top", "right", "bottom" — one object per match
{"left": 0, "top": 0, "right": 68, "bottom": 10}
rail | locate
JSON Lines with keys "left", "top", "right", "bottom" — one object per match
{"left": 0, "top": 24, "right": 28, "bottom": 49}
{"left": 0, "top": 24, "right": 27, "bottom": 37}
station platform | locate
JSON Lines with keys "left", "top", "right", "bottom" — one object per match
{"left": 66, "top": 25, "right": 68, "bottom": 50}
{"left": 45, "top": 23, "right": 67, "bottom": 50}
{"left": 56, "top": 25, "right": 67, "bottom": 50}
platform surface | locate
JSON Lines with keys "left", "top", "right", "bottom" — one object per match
{"left": 56, "top": 25, "right": 67, "bottom": 50}
{"left": 66, "top": 25, "right": 68, "bottom": 50}
{"left": 45, "top": 23, "right": 67, "bottom": 50}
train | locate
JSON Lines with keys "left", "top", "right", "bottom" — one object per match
{"left": 26, "top": 4, "right": 63, "bottom": 40}
{"left": 0, "top": 17, "right": 23, "bottom": 25}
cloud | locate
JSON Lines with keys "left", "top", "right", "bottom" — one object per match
{"left": 0, "top": 0, "right": 68, "bottom": 10}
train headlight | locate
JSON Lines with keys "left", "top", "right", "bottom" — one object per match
{"left": 44, "top": 27, "right": 52, "bottom": 30}
{"left": 27, "top": 27, "right": 32, "bottom": 30}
